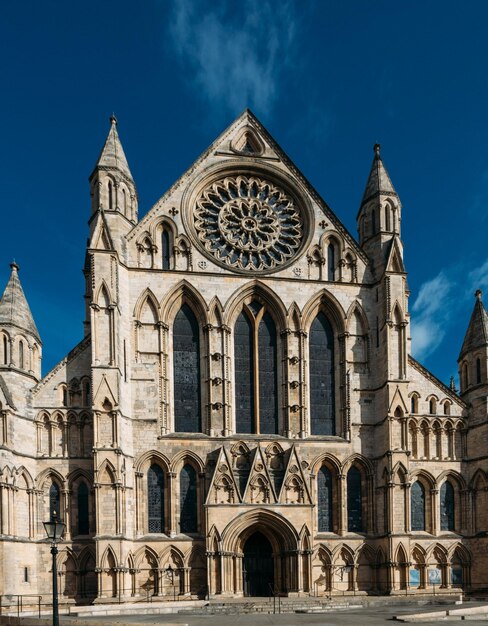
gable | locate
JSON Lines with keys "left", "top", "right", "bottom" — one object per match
{"left": 126, "top": 110, "right": 369, "bottom": 283}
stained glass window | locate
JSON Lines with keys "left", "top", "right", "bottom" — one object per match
{"left": 148, "top": 464, "right": 165, "bottom": 533}
{"left": 180, "top": 464, "right": 197, "bottom": 533}
{"left": 234, "top": 304, "right": 278, "bottom": 434}
{"left": 49, "top": 482, "right": 60, "bottom": 521}
{"left": 162, "top": 229, "right": 170, "bottom": 270}
{"left": 310, "top": 312, "right": 335, "bottom": 435}
{"left": 318, "top": 466, "right": 333, "bottom": 532}
{"left": 347, "top": 466, "right": 363, "bottom": 532}
{"left": 235, "top": 311, "right": 254, "bottom": 433}
{"left": 327, "top": 244, "right": 335, "bottom": 281}
{"left": 173, "top": 304, "right": 201, "bottom": 432}
{"left": 78, "top": 481, "right": 89, "bottom": 535}
{"left": 411, "top": 481, "right": 425, "bottom": 531}
{"left": 440, "top": 481, "right": 455, "bottom": 531}
{"left": 259, "top": 312, "right": 278, "bottom": 435}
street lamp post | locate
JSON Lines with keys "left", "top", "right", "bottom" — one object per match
{"left": 43, "top": 511, "right": 66, "bottom": 626}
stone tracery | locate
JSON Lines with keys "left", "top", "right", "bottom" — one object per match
{"left": 194, "top": 175, "right": 303, "bottom": 272}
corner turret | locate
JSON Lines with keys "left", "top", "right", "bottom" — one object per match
{"left": 357, "top": 144, "right": 403, "bottom": 273}
{"left": 89, "top": 115, "right": 138, "bottom": 227}
{"left": 458, "top": 290, "right": 488, "bottom": 417}
{"left": 0, "top": 262, "right": 42, "bottom": 381}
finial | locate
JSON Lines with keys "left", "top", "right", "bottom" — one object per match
{"left": 10, "top": 260, "right": 19, "bottom": 272}
{"left": 475, "top": 289, "right": 482, "bottom": 301}
{"left": 449, "top": 376, "right": 457, "bottom": 393}
{"left": 110, "top": 113, "right": 117, "bottom": 126}
{"left": 374, "top": 143, "right": 381, "bottom": 157}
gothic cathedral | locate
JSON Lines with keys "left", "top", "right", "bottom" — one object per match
{"left": 0, "top": 111, "right": 486, "bottom": 602}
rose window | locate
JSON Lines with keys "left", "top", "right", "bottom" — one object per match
{"left": 194, "top": 176, "right": 303, "bottom": 271}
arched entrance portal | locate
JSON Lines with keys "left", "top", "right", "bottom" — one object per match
{"left": 243, "top": 532, "right": 274, "bottom": 596}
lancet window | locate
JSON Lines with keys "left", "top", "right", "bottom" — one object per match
{"left": 49, "top": 482, "right": 61, "bottom": 521}
{"left": 234, "top": 302, "right": 278, "bottom": 434}
{"left": 77, "top": 481, "right": 89, "bottom": 535}
{"left": 161, "top": 228, "right": 171, "bottom": 270}
{"left": 173, "top": 304, "right": 201, "bottom": 432}
{"left": 180, "top": 464, "right": 197, "bottom": 533}
{"left": 309, "top": 312, "right": 335, "bottom": 435}
{"left": 148, "top": 464, "right": 165, "bottom": 533}
{"left": 317, "top": 466, "right": 333, "bottom": 532}
{"left": 411, "top": 481, "right": 426, "bottom": 531}
{"left": 347, "top": 466, "right": 363, "bottom": 532}
{"left": 440, "top": 481, "right": 455, "bottom": 531}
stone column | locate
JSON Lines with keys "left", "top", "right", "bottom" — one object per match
{"left": 404, "top": 483, "right": 411, "bottom": 532}
{"left": 338, "top": 474, "right": 346, "bottom": 535}
{"left": 431, "top": 488, "right": 439, "bottom": 535}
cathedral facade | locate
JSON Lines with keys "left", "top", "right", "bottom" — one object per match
{"left": 0, "top": 111, "right": 486, "bottom": 602}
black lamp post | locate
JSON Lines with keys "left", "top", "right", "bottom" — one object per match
{"left": 43, "top": 512, "right": 65, "bottom": 626}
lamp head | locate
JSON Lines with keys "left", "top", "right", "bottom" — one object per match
{"left": 43, "top": 511, "right": 66, "bottom": 542}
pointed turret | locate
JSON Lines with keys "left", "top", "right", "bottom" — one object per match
{"left": 459, "top": 290, "right": 488, "bottom": 361}
{"left": 357, "top": 144, "right": 403, "bottom": 272}
{"left": 458, "top": 290, "right": 488, "bottom": 411}
{"left": 0, "top": 262, "right": 42, "bottom": 379}
{"left": 93, "top": 115, "right": 133, "bottom": 180}
{"left": 89, "top": 115, "right": 138, "bottom": 223}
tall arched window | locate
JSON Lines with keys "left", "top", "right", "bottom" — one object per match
{"left": 309, "top": 312, "right": 335, "bottom": 435}
{"left": 108, "top": 180, "right": 113, "bottom": 211}
{"left": 49, "top": 482, "right": 61, "bottom": 521}
{"left": 411, "top": 394, "right": 418, "bottom": 414}
{"left": 18, "top": 340, "right": 24, "bottom": 369}
{"left": 78, "top": 481, "right": 89, "bottom": 535}
{"left": 317, "top": 466, "right": 333, "bottom": 532}
{"left": 327, "top": 244, "right": 335, "bottom": 281}
{"left": 148, "top": 464, "right": 165, "bottom": 533}
{"left": 440, "top": 481, "right": 455, "bottom": 531}
{"left": 3, "top": 335, "right": 8, "bottom": 365}
{"left": 162, "top": 229, "right": 171, "bottom": 270}
{"left": 347, "top": 466, "right": 363, "bottom": 532}
{"left": 234, "top": 303, "right": 278, "bottom": 434}
{"left": 371, "top": 209, "right": 376, "bottom": 235}
{"left": 411, "top": 481, "right": 425, "bottom": 531}
{"left": 462, "top": 362, "right": 468, "bottom": 391}
{"left": 477, "top": 358, "right": 482, "bottom": 384}
{"left": 180, "top": 464, "right": 197, "bottom": 533}
{"left": 385, "top": 204, "right": 391, "bottom": 231}
{"left": 429, "top": 398, "right": 436, "bottom": 414}
{"left": 173, "top": 304, "right": 201, "bottom": 432}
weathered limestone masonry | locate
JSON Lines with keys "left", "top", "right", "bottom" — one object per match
{"left": 0, "top": 110, "right": 486, "bottom": 604}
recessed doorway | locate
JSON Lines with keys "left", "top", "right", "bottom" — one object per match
{"left": 243, "top": 531, "right": 274, "bottom": 596}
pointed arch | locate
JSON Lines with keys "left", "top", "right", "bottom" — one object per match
{"left": 160, "top": 279, "right": 209, "bottom": 327}
{"left": 223, "top": 280, "right": 287, "bottom": 329}
{"left": 134, "top": 288, "right": 160, "bottom": 322}
{"left": 208, "top": 296, "right": 224, "bottom": 326}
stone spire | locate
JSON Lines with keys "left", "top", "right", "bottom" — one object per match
{"left": 0, "top": 262, "right": 40, "bottom": 342}
{"left": 459, "top": 289, "right": 488, "bottom": 360}
{"left": 91, "top": 115, "right": 133, "bottom": 181}
{"left": 360, "top": 143, "right": 398, "bottom": 208}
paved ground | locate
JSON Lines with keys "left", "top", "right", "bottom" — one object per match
{"left": 73, "top": 604, "right": 488, "bottom": 625}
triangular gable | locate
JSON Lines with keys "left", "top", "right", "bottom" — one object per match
{"left": 408, "top": 355, "right": 465, "bottom": 409}
{"left": 389, "top": 385, "right": 409, "bottom": 414}
{"left": 0, "top": 374, "right": 16, "bottom": 410}
{"left": 385, "top": 236, "right": 405, "bottom": 273}
{"left": 89, "top": 210, "right": 114, "bottom": 251}
{"left": 206, "top": 447, "right": 241, "bottom": 505}
{"left": 242, "top": 445, "right": 276, "bottom": 504}
{"left": 93, "top": 374, "right": 117, "bottom": 409}
{"left": 127, "top": 109, "right": 367, "bottom": 265}
{"left": 278, "top": 445, "right": 312, "bottom": 505}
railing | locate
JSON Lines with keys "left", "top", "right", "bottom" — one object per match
{"left": 0, "top": 595, "right": 43, "bottom": 618}
{"left": 0, "top": 587, "right": 204, "bottom": 618}
{"left": 268, "top": 583, "right": 281, "bottom": 614}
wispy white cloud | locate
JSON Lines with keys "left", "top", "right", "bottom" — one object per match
{"left": 468, "top": 259, "right": 488, "bottom": 295}
{"left": 168, "top": 0, "right": 298, "bottom": 115}
{"left": 411, "top": 272, "right": 454, "bottom": 359}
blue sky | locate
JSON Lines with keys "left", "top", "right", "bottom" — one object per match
{"left": 1, "top": 0, "right": 488, "bottom": 386}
